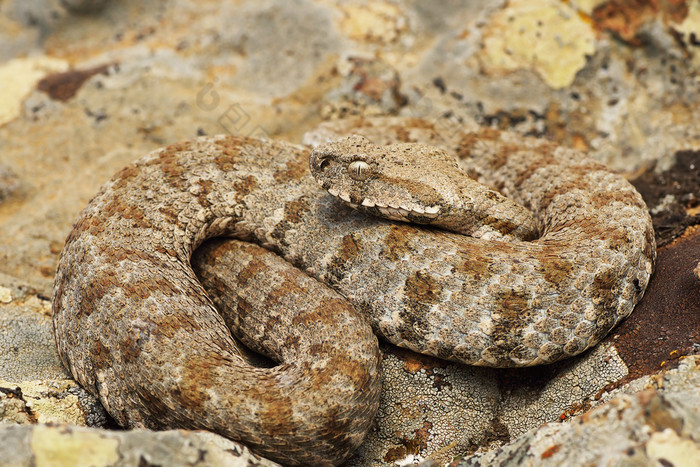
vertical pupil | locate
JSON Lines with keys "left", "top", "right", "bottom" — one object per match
{"left": 349, "top": 161, "right": 368, "bottom": 180}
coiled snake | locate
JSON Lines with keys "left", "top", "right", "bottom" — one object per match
{"left": 52, "top": 119, "right": 655, "bottom": 465}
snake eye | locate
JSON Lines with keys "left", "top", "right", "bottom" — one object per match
{"left": 348, "top": 160, "right": 370, "bottom": 181}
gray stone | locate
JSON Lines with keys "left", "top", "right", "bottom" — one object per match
{"left": 0, "top": 424, "right": 280, "bottom": 467}
{"left": 445, "top": 356, "right": 700, "bottom": 467}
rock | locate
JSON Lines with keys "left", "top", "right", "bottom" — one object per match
{"left": 0, "top": 379, "right": 109, "bottom": 427}
{"left": 0, "top": 424, "right": 280, "bottom": 467}
{"left": 0, "top": 275, "right": 67, "bottom": 381}
{"left": 342, "top": 343, "right": 630, "bottom": 466}
{"left": 0, "top": 164, "right": 20, "bottom": 201}
{"left": 443, "top": 356, "right": 700, "bottom": 467}
{"left": 0, "top": 56, "right": 69, "bottom": 126}
{"left": 59, "top": 0, "right": 108, "bottom": 14}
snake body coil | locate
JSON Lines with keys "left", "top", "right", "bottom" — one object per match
{"left": 53, "top": 120, "right": 655, "bottom": 465}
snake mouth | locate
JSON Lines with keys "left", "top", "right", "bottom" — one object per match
{"left": 324, "top": 186, "right": 440, "bottom": 220}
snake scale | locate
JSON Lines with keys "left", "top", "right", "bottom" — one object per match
{"left": 52, "top": 118, "right": 655, "bottom": 466}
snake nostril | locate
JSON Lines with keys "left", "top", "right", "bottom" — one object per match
{"left": 633, "top": 278, "right": 642, "bottom": 294}
{"left": 317, "top": 157, "right": 331, "bottom": 171}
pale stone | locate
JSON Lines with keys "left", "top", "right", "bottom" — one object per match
{"left": 480, "top": 0, "right": 595, "bottom": 89}
{"left": 0, "top": 56, "right": 68, "bottom": 126}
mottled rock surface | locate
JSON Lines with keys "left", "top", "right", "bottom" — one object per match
{"left": 1, "top": 1, "right": 699, "bottom": 466}
{"left": 0, "top": 424, "right": 280, "bottom": 467}
{"left": 444, "top": 356, "right": 700, "bottom": 467}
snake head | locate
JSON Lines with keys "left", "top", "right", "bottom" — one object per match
{"left": 309, "top": 135, "right": 460, "bottom": 222}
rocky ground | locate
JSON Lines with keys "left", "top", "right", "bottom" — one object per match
{"left": 0, "top": 1, "right": 699, "bottom": 466}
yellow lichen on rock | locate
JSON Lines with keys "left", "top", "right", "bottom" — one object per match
{"left": 568, "top": 0, "right": 608, "bottom": 16}
{"left": 0, "top": 379, "right": 89, "bottom": 426}
{"left": 21, "top": 380, "right": 86, "bottom": 425}
{"left": 337, "top": 1, "right": 406, "bottom": 44}
{"left": 480, "top": 0, "right": 596, "bottom": 89}
{"left": 646, "top": 428, "right": 700, "bottom": 467}
{"left": 0, "top": 286, "right": 12, "bottom": 304}
{"left": 674, "top": 1, "right": 700, "bottom": 68}
{"left": 31, "top": 424, "right": 120, "bottom": 467}
{"left": 0, "top": 56, "right": 69, "bottom": 126}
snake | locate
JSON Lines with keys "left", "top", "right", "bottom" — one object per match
{"left": 52, "top": 118, "right": 656, "bottom": 466}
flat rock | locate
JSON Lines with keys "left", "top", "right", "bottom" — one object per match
{"left": 0, "top": 424, "right": 279, "bottom": 467}
{"left": 443, "top": 355, "right": 700, "bottom": 467}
